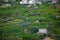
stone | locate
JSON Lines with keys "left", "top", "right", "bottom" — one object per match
{"left": 56, "top": 15, "right": 60, "bottom": 18}
{"left": 52, "top": 0, "right": 58, "bottom": 4}
{"left": 23, "top": 28, "right": 28, "bottom": 33}
{"left": 39, "top": 28, "right": 48, "bottom": 34}
{"left": 6, "top": 4, "right": 11, "bottom": 7}
{"left": 29, "top": 0, "right": 35, "bottom": 4}
{"left": 36, "top": 2, "right": 42, "bottom": 4}
{"left": 35, "top": 20, "right": 39, "bottom": 23}
{"left": 1, "top": 4, "right": 11, "bottom": 7}
{"left": 20, "top": 0, "right": 28, "bottom": 4}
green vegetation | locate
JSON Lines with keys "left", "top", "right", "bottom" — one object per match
{"left": 0, "top": 1, "right": 60, "bottom": 40}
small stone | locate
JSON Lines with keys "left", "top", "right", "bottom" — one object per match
{"left": 44, "top": 37, "right": 51, "bottom": 40}
{"left": 56, "top": 15, "right": 60, "bottom": 18}
{"left": 35, "top": 20, "right": 39, "bottom": 23}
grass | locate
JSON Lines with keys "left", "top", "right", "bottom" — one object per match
{"left": 0, "top": 3, "right": 59, "bottom": 40}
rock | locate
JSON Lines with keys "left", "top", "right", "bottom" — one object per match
{"left": 55, "top": 15, "right": 60, "bottom": 18}
{"left": 1, "top": 4, "right": 11, "bottom": 7}
{"left": 38, "top": 28, "right": 48, "bottom": 34}
{"left": 44, "top": 37, "right": 51, "bottom": 40}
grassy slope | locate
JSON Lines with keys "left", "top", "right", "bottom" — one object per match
{"left": 0, "top": 3, "right": 59, "bottom": 40}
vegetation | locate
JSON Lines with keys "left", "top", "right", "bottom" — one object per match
{"left": 0, "top": 1, "right": 60, "bottom": 40}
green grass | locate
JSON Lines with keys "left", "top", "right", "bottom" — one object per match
{"left": 0, "top": 3, "right": 59, "bottom": 40}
